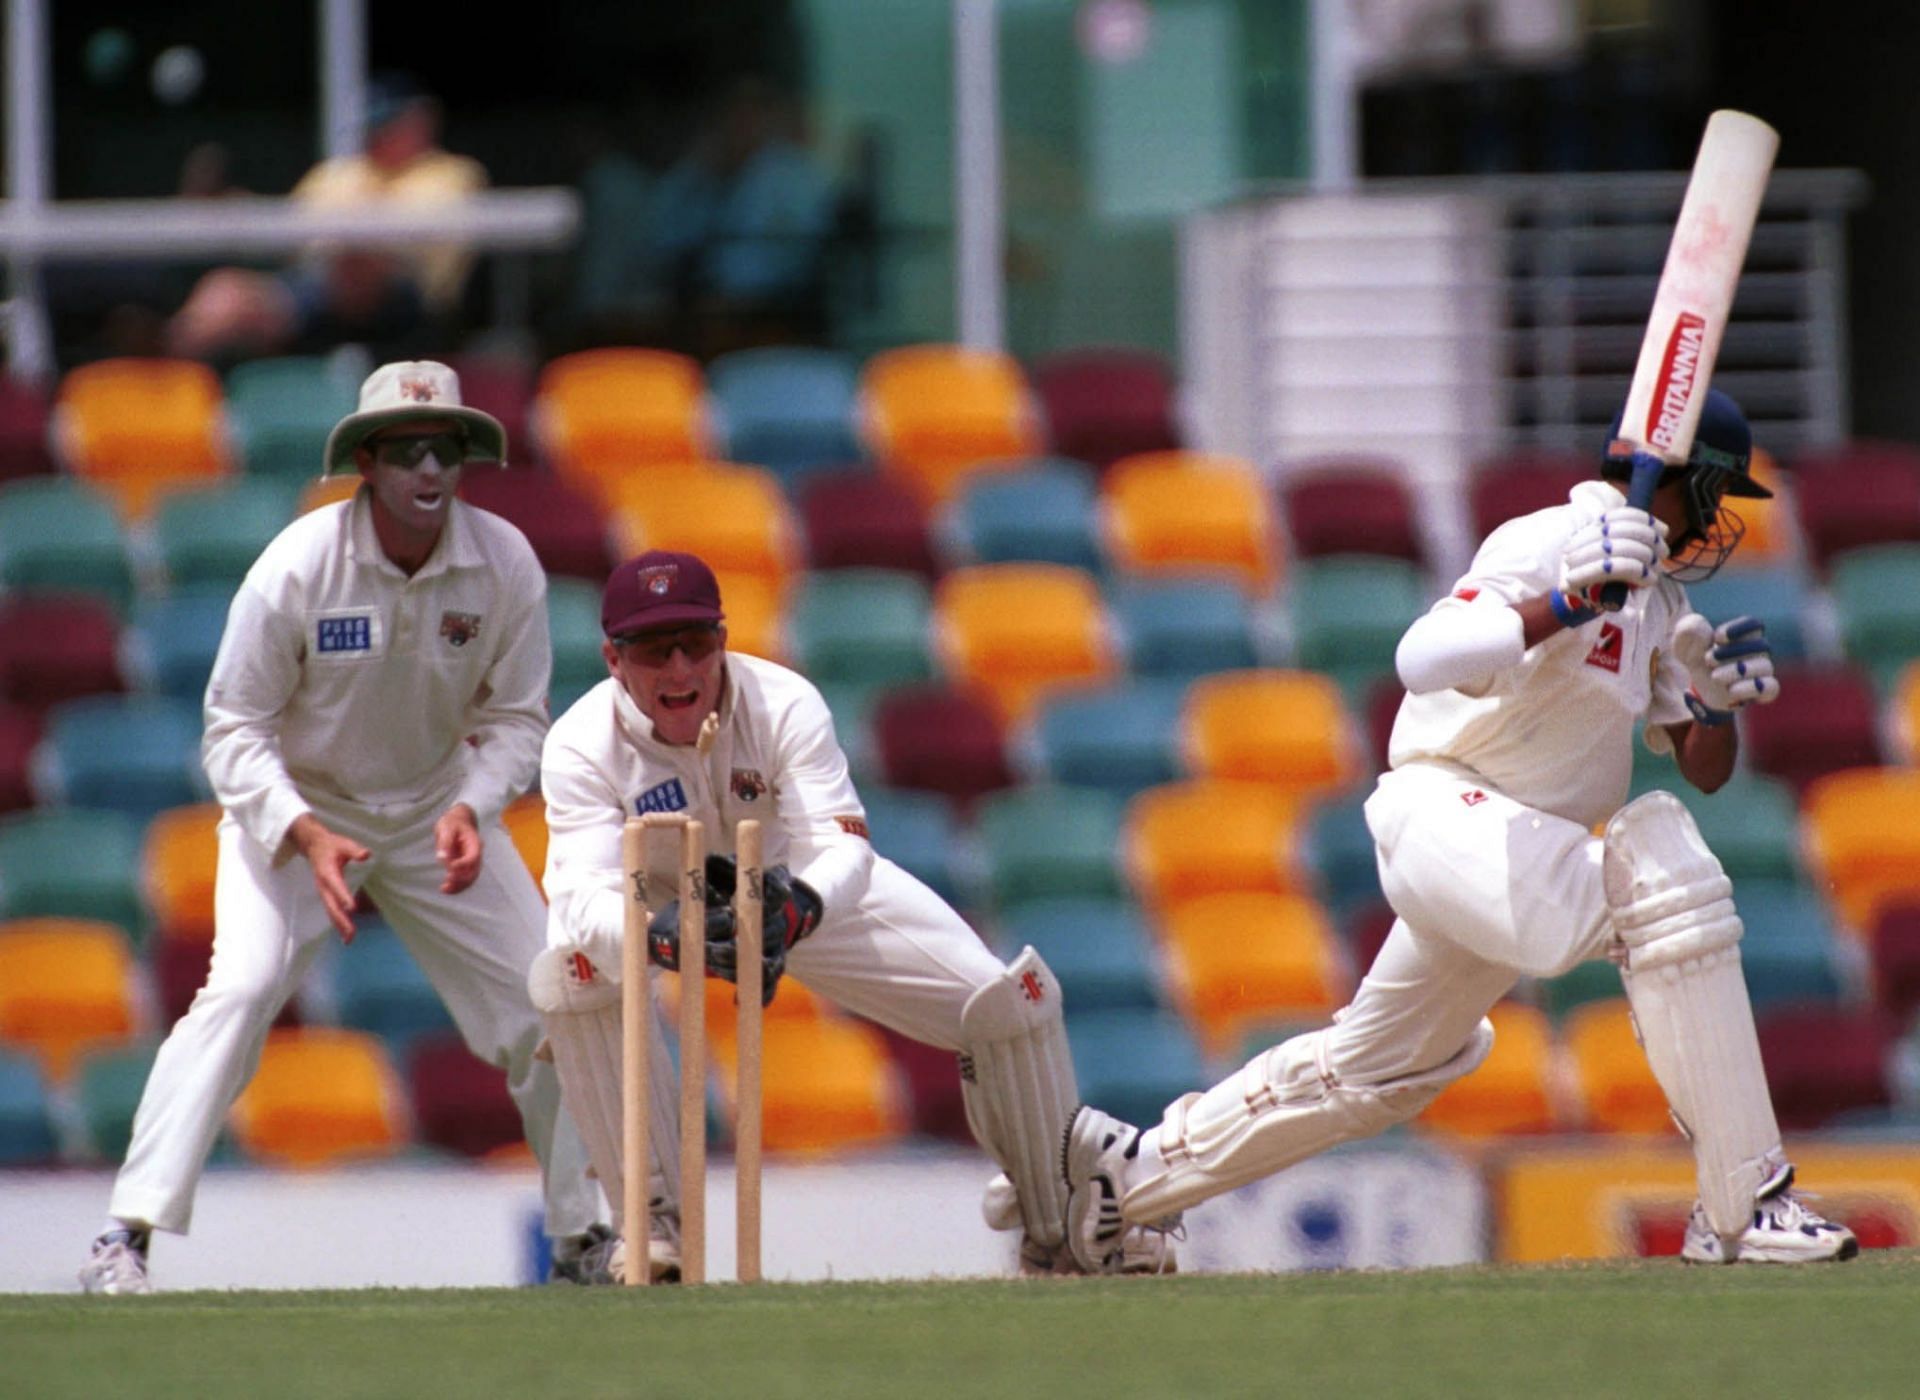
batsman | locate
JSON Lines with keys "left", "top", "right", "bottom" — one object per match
{"left": 528, "top": 549, "right": 1168, "bottom": 1279}
{"left": 1065, "top": 389, "right": 1858, "bottom": 1270}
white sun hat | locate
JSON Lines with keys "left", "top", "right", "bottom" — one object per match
{"left": 323, "top": 359, "right": 507, "bottom": 474}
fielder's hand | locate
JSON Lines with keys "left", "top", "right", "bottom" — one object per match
{"left": 287, "top": 812, "right": 369, "bottom": 942}
{"left": 1558, "top": 507, "right": 1670, "bottom": 614}
{"left": 1673, "top": 613, "right": 1778, "bottom": 725}
{"left": 434, "top": 803, "right": 483, "bottom": 895}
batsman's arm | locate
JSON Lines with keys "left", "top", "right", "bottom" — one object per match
{"left": 200, "top": 581, "right": 313, "bottom": 855}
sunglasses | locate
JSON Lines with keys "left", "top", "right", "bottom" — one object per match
{"left": 368, "top": 431, "right": 468, "bottom": 469}
{"left": 615, "top": 625, "right": 723, "bottom": 666}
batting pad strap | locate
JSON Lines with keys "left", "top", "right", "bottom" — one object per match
{"left": 1121, "top": 1020, "right": 1494, "bottom": 1223}
{"left": 528, "top": 946, "right": 679, "bottom": 1235}
{"left": 959, "top": 946, "right": 1079, "bottom": 1250}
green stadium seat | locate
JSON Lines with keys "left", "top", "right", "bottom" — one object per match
{"left": 1734, "top": 878, "right": 1851, "bottom": 1012}
{"left": 999, "top": 898, "right": 1163, "bottom": 1012}
{"left": 1109, "top": 577, "right": 1261, "bottom": 681}
{"left": 150, "top": 477, "right": 299, "bottom": 589}
{"left": 0, "top": 808, "right": 149, "bottom": 940}
{"left": 975, "top": 784, "right": 1127, "bottom": 910}
{"left": 0, "top": 1047, "right": 59, "bottom": 1163}
{"left": 329, "top": 921, "right": 457, "bottom": 1058}
{"left": 547, "top": 577, "right": 611, "bottom": 711}
{"left": 1684, "top": 772, "right": 1805, "bottom": 883}
{"left": 787, "top": 568, "right": 934, "bottom": 692}
{"left": 124, "top": 585, "right": 237, "bottom": 703}
{"left": 1537, "top": 957, "right": 1623, "bottom": 1022}
{"left": 224, "top": 355, "right": 360, "bottom": 479}
{"left": 74, "top": 1043, "right": 158, "bottom": 1162}
{"left": 1828, "top": 544, "right": 1920, "bottom": 692}
{"left": 1289, "top": 555, "right": 1428, "bottom": 702}
{"left": 0, "top": 477, "right": 137, "bottom": 613}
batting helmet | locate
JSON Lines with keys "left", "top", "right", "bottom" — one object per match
{"left": 1602, "top": 387, "right": 1772, "bottom": 581}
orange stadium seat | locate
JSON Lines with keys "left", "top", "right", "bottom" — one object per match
{"left": 534, "top": 348, "right": 709, "bottom": 487}
{"left": 601, "top": 461, "right": 800, "bottom": 599}
{"left": 0, "top": 917, "right": 140, "bottom": 1080}
{"left": 1562, "top": 997, "right": 1671, "bottom": 1135}
{"left": 932, "top": 563, "right": 1117, "bottom": 724}
{"left": 1723, "top": 447, "right": 1800, "bottom": 569}
{"left": 296, "top": 474, "right": 361, "bottom": 515}
{"left": 1100, "top": 450, "right": 1280, "bottom": 594}
{"left": 1418, "top": 1001, "right": 1559, "bottom": 1137}
{"left": 501, "top": 794, "right": 548, "bottom": 892}
{"left": 53, "top": 358, "right": 229, "bottom": 519}
{"left": 1123, "top": 779, "right": 1304, "bottom": 911}
{"left": 1799, "top": 767, "right": 1920, "bottom": 938}
{"left": 1893, "top": 662, "right": 1920, "bottom": 763}
{"left": 1180, "top": 669, "right": 1363, "bottom": 801}
{"left": 1158, "top": 891, "right": 1348, "bottom": 1055}
{"left": 857, "top": 344, "right": 1041, "bottom": 505}
{"left": 142, "top": 802, "right": 224, "bottom": 945}
{"left": 229, "top": 1027, "right": 409, "bottom": 1167}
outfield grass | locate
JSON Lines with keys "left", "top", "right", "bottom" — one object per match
{"left": 9, "top": 1252, "right": 1920, "bottom": 1399}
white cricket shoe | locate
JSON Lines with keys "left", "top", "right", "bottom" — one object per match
{"left": 79, "top": 1228, "right": 151, "bottom": 1296}
{"left": 603, "top": 1205, "right": 684, "bottom": 1285}
{"left": 1061, "top": 1106, "right": 1182, "bottom": 1275}
{"left": 1681, "top": 1179, "right": 1859, "bottom": 1264}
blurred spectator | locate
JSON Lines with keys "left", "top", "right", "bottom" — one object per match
{"left": 167, "top": 73, "right": 487, "bottom": 362}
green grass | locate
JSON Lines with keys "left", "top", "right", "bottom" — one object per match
{"left": 10, "top": 1253, "right": 1920, "bottom": 1399}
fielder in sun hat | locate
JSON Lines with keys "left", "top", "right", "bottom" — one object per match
{"left": 322, "top": 359, "right": 507, "bottom": 474}
{"left": 601, "top": 550, "right": 727, "bottom": 638}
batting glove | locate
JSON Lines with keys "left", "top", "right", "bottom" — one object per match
{"left": 1559, "top": 508, "right": 1670, "bottom": 612}
{"left": 1673, "top": 612, "right": 1778, "bottom": 725}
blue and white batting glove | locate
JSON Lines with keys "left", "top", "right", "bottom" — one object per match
{"left": 1673, "top": 613, "right": 1778, "bottom": 725}
{"left": 1558, "top": 508, "right": 1670, "bottom": 615}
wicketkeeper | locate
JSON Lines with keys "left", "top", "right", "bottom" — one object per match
{"left": 1063, "top": 388, "right": 1858, "bottom": 1271}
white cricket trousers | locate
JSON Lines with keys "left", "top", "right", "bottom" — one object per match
{"left": 111, "top": 804, "right": 599, "bottom": 1238}
{"left": 1329, "top": 762, "right": 1616, "bottom": 1084}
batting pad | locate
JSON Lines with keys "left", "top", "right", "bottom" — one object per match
{"left": 1121, "top": 1019, "right": 1494, "bottom": 1222}
{"left": 959, "top": 946, "right": 1079, "bottom": 1249}
{"left": 1605, "top": 791, "right": 1782, "bottom": 1243}
{"left": 527, "top": 946, "right": 678, "bottom": 1235}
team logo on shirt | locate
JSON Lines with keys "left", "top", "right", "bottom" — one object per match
{"left": 1585, "top": 622, "right": 1624, "bottom": 674}
{"left": 439, "top": 610, "right": 482, "bottom": 647}
{"left": 636, "top": 778, "right": 689, "bottom": 815}
{"left": 400, "top": 375, "right": 438, "bottom": 403}
{"left": 730, "top": 768, "right": 767, "bottom": 802}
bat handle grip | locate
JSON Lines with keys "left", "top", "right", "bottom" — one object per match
{"left": 1601, "top": 450, "right": 1666, "bottom": 608}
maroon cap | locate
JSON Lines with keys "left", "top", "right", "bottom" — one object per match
{"left": 601, "top": 550, "right": 726, "bottom": 637}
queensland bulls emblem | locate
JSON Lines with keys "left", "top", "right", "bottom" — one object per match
{"left": 439, "top": 610, "right": 482, "bottom": 647}
{"left": 400, "top": 375, "right": 437, "bottom": 403}
{"left": 731, "top": 767, "right": 767, "bottom": 802}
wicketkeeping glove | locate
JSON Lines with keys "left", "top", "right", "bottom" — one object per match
{"left": 1672, "top": 612, "right": 1778, "bottom": 725}
{"left": 1558, "top": 507, "right": 1670, "bottom": 614}
{"left": 647, "top": 854, "right": 740, "bottom": 975}
{"left": 646, "top": 856, "right": 822, "bottom": 1007}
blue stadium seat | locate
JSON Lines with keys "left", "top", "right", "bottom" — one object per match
{"left": 707, "top": 346, "right": 863, "bottom": 492}
{"left": 1686, "top": 564, "right": 1812, "bottom": 665}
{"left": 329, "top": 920, "right": 457, "bottom": 1057}
{"left": 1289, "top": 555, "right": 1428, "bottom": 702}
{"left": 1109, "top": 577, "right": 1261, "bottom": 681}
{"left": 124, "top": 584, "right": 237, "bottom": 703}
{"left": 1032, "top": 678, "right": 1187, "bottom": 796}
{"left": 150, "top": 477, "right": 299, "bottom": 589}
{"left": 860, "top": 785, "right": 972, "bottom": 908}
{"left": 1301, "top": 794, "right": 1382, "bottom": 921}
{"left": 0, "top": 808, "right": 148, "bottom": 939}
{"left": 947, "top": 458, "right": 1103, "bottom": 572}
{"left": 1680, "top": 771, "right": 1805, "bottom": 883}
{"left": 31, "top": 695, "right": 208, "bottom": 821}
{"left": 75, "top": 1043, "right": 159, "bottom": 1162}
{"left": 998, "top": 898, "right": 1163, "bottom": 1012}
{"left": 1734, "top": 878, "right": 1851, "bottom": 1012}
{"left": 788, "top": 569, "right": 935, "bottom": 692}
{"left": 0, "top": 1047, "right": 59, "bottom": 1164}
{"left": 0, "top": 477, "right": 137, "bottom": 613}
{"left": 1065, "top": 1008, "right": 1208, "bottom": 1128}
{"left": 975, "top": 784, "right": 1127, "bottom": 909}
{"left": 547, "top": 577, "right": 611, "bottom": 716}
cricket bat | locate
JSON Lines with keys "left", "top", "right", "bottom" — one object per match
{"left": 1604, "top": 109, "right": 1779, "bottom": 604}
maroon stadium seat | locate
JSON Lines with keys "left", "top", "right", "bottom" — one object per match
{"left": 1790, "top": 442, "right": 1920, "bottom": 573}
{"left": 1279, "top": 459, "right": 1425, "bottom": 565}
{"left": 1755, "top": 1004, "right": 1897, "bottom": 1132}
{"left": 407, "top": 1031, "right": 525, "bottom": 1159}
{"left": 1736, "top": 662, "right": 1883, "bottom": 796}
{"left": 0, "top": 378, "right": 54, "bottom": 484}
{"left": 1468, "top": 450, "right": 1590, "bottom": 541}
{"left": 870, "top": 682, "right": 1015, "bottom": 806}
{"left": 457, "top": 466, "right": 616, "bottom": 582}
{"left": 443, "top": 354, "right": 537, "bottom": 467}
{"left": 798, "top": 467, "right": 940, "bottom": 577}
{"left": 0, "top": 705, "right": 41, "bottom": 814}
{"left": 1031, "top": 347, "right": 1180, "bottom": 473}
{"left": 0, "top": 594, "right": 126, "bottom": 713}
{"left": 1868, "top": 901, "right": 1920, "bottom": 1023}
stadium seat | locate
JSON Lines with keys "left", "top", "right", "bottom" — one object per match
{"left": 1799, "top": 766, "right": 1920, "bottom": 937}
{"left": 1301, "top": 793, "right": 1384, "bottom": 921}
{"left": 1417, "top": 1001, "right": 1558, "bottom": 1137}
{"left": 999, "top": 898, "right": 1163, "bottom": 1012}
{"left": 870, "top": 683, "right": 1016, "bottom": 807}
{"left": 228, "top": 1026, "right": 410, "bottom": 1166}
{"left": 0, "top": 1047, "right": 59, "bottom": 1164}
{"left": 222, "top": 355, "right": 359, "bottom": 479}
{"left": 706, "top": 345, "right": 863, "bottom": 491}
{"left": 1867, "top": 901, "right": 1920, "bottom": 1022}
{"left": 0, "top": 477, "right": 138, "bottom": 613}
{"left": 1157, "top": 891, "right": 1348, "bottom": 1055}
{"left": 712, "top": 1015, "right": 908, "bottom": 1156}
{"left": 1031, "top": 677, "right": 1188, "bottom": 797}
{"left": 31, "top": 694, "right": 209, "bottom": 821}
{"left": 797, "top": 467, "right": 940, "bottom": 577}
{"left": 1755, "top": 1004, "right": 1897, "bottom": 1132}
{"left": 946, "top": 457, "right": 1104, "bottom": 572}
{"left": 295, "top": 473, "right": 361, "bottom": 515}
{"left": 1288, "top": 556, "right": 1429, "bottom": 702}
{"left": 1561, "top": 998, "right": 1670, "bottom": 1134}
{"left": 1536, "top": 956, "right": 1624, "bottom": 1022}
{"left": 1677, "top": 771, "right": 1804, "bottom": 884}
{"left": 601, "top": 461, "right": 799, "bottom": 598}
{"left": 0, "top": 376, "right": 54, "bottom": 484}
{"left": 1030, "top": 346, "right": 1181, "bottom": 472}
{"left": 75, "top": 1043, "right": 159, "bottom": 1162}
{"left": 500, "top": 794, "right": 548, "bottom": 890}
{"left": 1733, "top": 878, "right": 1849, "bottom": 1012}
{"left": 1123, "top": 779, "right": 1304, "bottom": 911}
{"left": 124, "top": 585, "right": 239, "bottom": 702}
{"left": 1180, "top": 669, "right": 1364, "bottom": 801}
{"left": 0, "top": 917, "right": 140, "bottom": 1079}
{"left": 1467, "top": 449, "right": 1588, "bottom": 540}
{"left": 0, "top": 807, "right": 148, "bottom": 938}
{"left": 1737, "top": 662, "right": 1882, "bottom": 796}
{"left": 0, "top": 706, "right": 40, "bottom": 814}
{"left": 711, "top": 570, "right": 786, "bottom": 665}
{"left": 857, "top": 343, "right": 1042, "bottom": 505}
{"left": 1893, "top": 663, "right": 1920, "bottom": 765}
{"left": 975, "top": 784, "right": 1127, "bottom": 910}
{"left": 1343, "top": 899, "right": 1398, "bottom": 981}
{"left": 141, "top": 802, "right": 223, "bottom": 945}
{"left": 1363, "top": 677, "right": 1405, "bottom": 773}
{"left": 534, "top": 347, "right": 710, "bottom": 486}
{"left": 0, "top": 593, "right": 125, "bottom": 712}
{"left": 860, "top": 785, "right": 970, "bottom": 909}
{"left": 330, "top": 921, "right": 458, "bottom": 1057}
{"left": 52, "top": 357, "right": 229, "bottom": 519}
{"left": 1789, "top": 440, "right": 1920, "bottom": 573}
{"left": 1684, "top": 564, "right": 1812, "bottom": 666}
{"left": 1718, "top": 447, "right": 1801, "bottom": 571}
{"left": 1109, "top": 577, "right": 1261, "bottom": 681}
{"left": 405, "top": 1031, "right": 525, "bottom": 1160}
{"left": 786, "top": 569, "right": 934, "bottom": 694}
{"left": 1278, "top": 458, "right": 1425, "bottom": 566}
{"left": 932, "top": 563, "right": 1117, "bottom": 723}
{"left": 1065, "top": 1007, "right": 1208, "bottom": 1129}
{"left": 1828, "top": 544, "right": 1920, "bottom": 691}
{"left": 1100, "top": 450, "right": 1280, "bottom": 594}
{"left": 455, "top": 467, "right": 616, "bottom": 583}
{"left": 546, "top": 576, "right": 611, "bottom": 714}
{"left": 149, "top": 477, "right": 299, "bottom": 590}
{"left": 442, "top": 352, "right": 537, "bottom": 465}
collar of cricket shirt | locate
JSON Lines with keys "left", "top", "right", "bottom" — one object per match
{"left": 345, "top": 489, "right": 486, "bottom": 581}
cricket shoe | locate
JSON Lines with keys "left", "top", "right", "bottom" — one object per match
{"left": 1681, "top": 1174, "right": 1858, "bottom": 1264}
{"left": 549, "top": 1223, "right": 621, "bottom": 1285}
{"left": 79, "top": 1227, "right": 151, "bottom": 1296}
{"left": 604, "top": 1204, "right": 684, "bottom": 1285}
{"left": 1061, "top": 1105, "right": 1183, "bottom": 1275}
